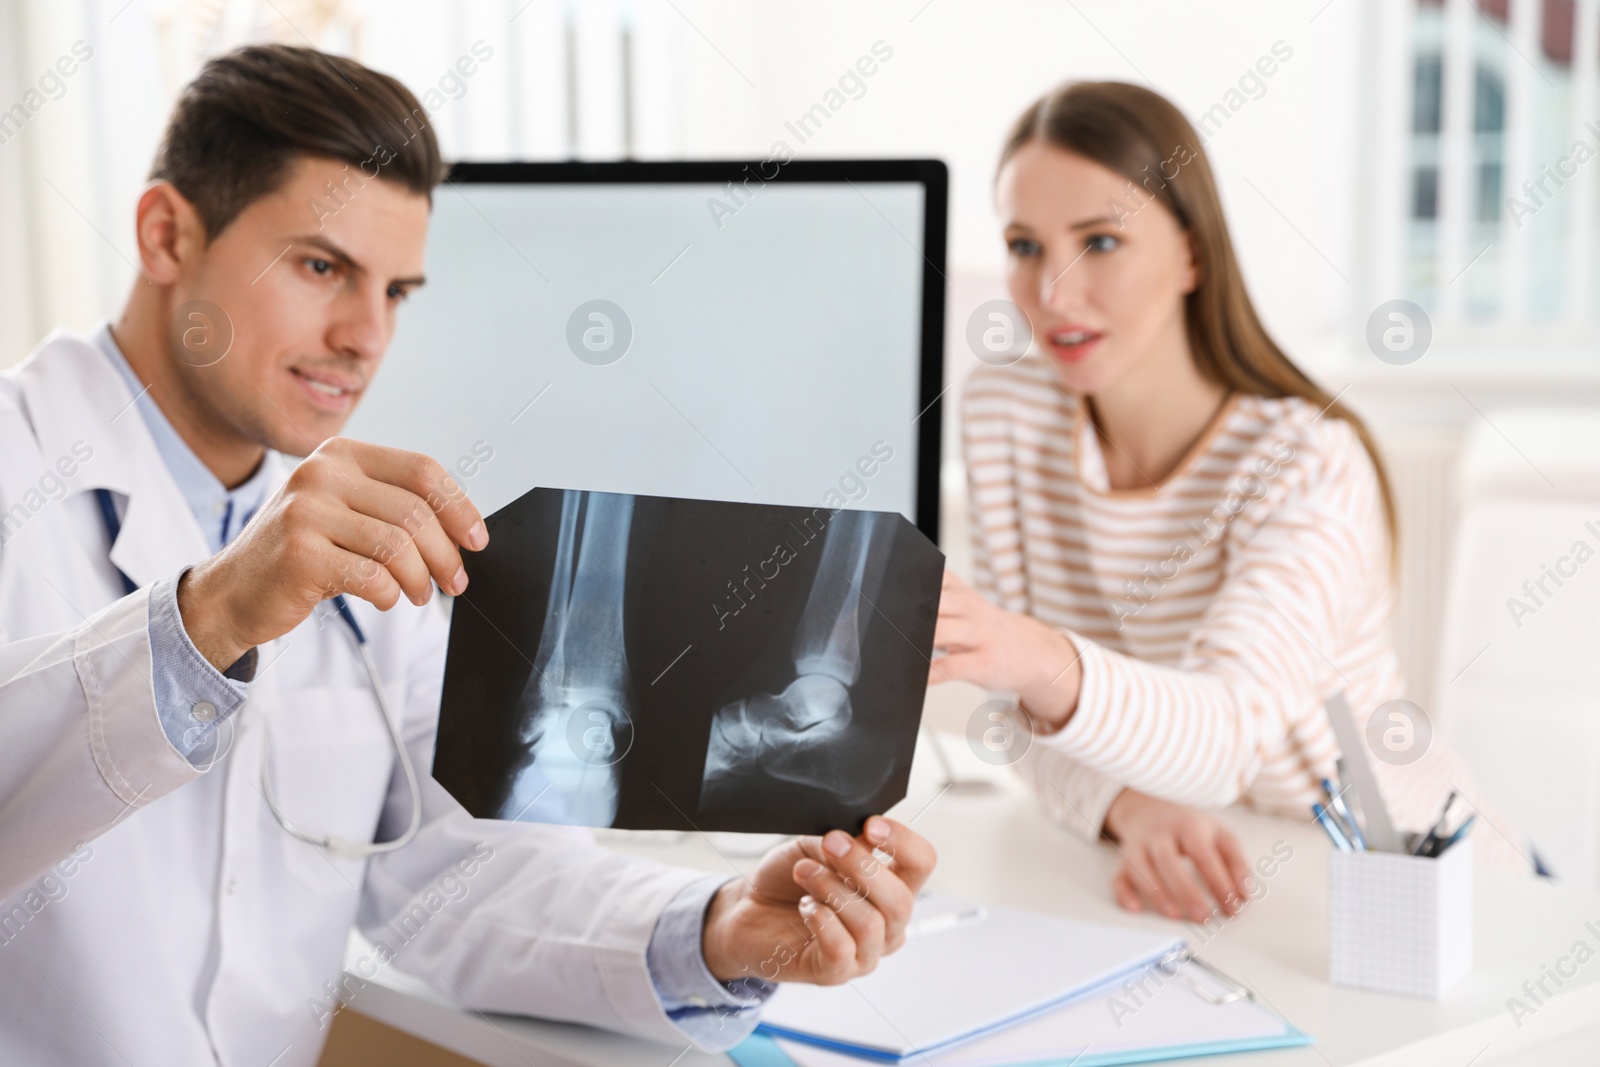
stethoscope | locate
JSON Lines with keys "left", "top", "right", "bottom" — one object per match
{"left": 94, "top": 488, "right": 422, "bottom": 859}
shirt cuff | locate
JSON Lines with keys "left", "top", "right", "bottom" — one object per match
{"left": 646, "top": 874, "right": 774, "bottom": 1048}
{"left": 1013, "top": 744, "right": 1128, "bottom": 841}
{"left": 1038, "top": 632, "right": 1113, "bottom": 760}
{"left": 147, "top": 568, "right": 254, "bottom": 766}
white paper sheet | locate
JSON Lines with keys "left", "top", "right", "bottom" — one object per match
{"left": 758, "top": 897, "right": 1183, "bottom": 1058}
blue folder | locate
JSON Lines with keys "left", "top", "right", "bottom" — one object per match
{"left": 730, "top": 1028, "right": 1313, "bottom": 1067}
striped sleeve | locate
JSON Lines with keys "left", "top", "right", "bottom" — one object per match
{"left": 1037, "top": 426, "right": 1381, "bottom": 809}
{"left": 1011, "top": 742, "right": 1129, "bottom": 841}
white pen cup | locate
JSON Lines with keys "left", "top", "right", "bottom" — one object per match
{"left": 1328, "top": 836, "right": 1473, "bottom": 998}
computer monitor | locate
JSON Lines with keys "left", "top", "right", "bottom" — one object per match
{"left": 344, "top": 159, "right": 947, "bottom": 540}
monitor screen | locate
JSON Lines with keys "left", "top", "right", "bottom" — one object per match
{"left": 344, "top": 160, "right": 946, "bottom": 538}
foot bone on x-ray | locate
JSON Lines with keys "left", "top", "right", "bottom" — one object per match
{"left": 705, "top": 509, "right": 894, "bottom": 805}
{"left": 498, "top": 491, "right": 635, "bottom": 826}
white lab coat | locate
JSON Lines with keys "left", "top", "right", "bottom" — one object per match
{"left": 0, "top": 332, "right": 709, "bottom": 1066}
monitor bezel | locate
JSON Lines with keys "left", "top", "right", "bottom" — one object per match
{"left": 441, "top": 159, "right": 949, "bottom": 544}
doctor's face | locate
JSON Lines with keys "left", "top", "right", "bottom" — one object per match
{"left": 170, "top": 156, "right": 430, "bottom": 457}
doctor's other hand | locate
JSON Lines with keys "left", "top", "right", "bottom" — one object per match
{"left": 700, "top": 816, "right": 936, "bottom": 985}
{"left": 929, "top": 569, "right": 1082, "bottom": 729}
{"left": 1103, "top": 788, "right": 1254, "bottom": 923}
{"left": 178, "top": 437, "right": 487, "bottom": 672}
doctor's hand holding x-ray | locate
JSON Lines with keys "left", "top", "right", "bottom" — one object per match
{"left": 704, "top": 816, "right": 935, "bottom": 983}
{"left": 176, "top": 435, "right": 488, "bottom": 674}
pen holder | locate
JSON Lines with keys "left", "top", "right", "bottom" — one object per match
{"left": 1328, "top": 836, "right": 1473, "bottom": 998}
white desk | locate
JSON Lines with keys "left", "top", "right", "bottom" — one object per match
{"left": 344, "top": 734, "right": 1600, "bottom": 1066}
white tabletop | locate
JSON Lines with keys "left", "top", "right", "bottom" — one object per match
{"left": 344, "top": 732, "right": 1600, "bottom": 1066}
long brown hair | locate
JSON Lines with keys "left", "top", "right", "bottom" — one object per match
{"left": 998, "top": 80, "right": 1398, "bottom": 551}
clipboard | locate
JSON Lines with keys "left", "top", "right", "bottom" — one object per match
{"left": 733, "top": 955, "right": 1311, "bottom": 1067}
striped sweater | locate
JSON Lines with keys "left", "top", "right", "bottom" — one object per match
{"left": 962, "top": 356, "right": 1525, "bottom": 869}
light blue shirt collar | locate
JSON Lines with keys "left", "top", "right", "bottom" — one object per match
{"left": 92, "top": 322, "right": 272, "bottom": 554}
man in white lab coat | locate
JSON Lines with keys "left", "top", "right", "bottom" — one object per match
{"left": 0, "top": 45, "right": 935, "bottom": 1066}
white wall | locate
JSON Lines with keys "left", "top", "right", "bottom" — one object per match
{"left": 1, "top": 0, "right": 1365, "bottom": 366}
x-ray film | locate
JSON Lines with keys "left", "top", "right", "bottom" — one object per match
{"left": 433, "top": 487, "right": 945, "bottom": 835}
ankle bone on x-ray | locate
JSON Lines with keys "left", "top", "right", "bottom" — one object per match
{"left": 706, "top": 509, "right": 893, "bottom": 803}
{"left": 498, "top": 490, "right": 634, "bottom": 826}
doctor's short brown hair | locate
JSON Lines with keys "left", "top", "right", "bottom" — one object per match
{"left": 149, "top": 44, "right": 445, "bottom": 241}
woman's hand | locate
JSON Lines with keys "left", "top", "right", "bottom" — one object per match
{"left": 930, "top": 569, "right": 1082, "bottom": 729}
{"left": 1103, "top": 788, "right": 1254, "bottom": 922}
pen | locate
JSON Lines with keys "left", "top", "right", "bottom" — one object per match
{"left": 1428, "top": 815, "right": 1476, "bottom": 858}
{"left": 1318, "top": 779, "right": 1359, "bottom": 847}
{"left": 1412, "top": 791, "right": 1458, "bottom": 857}
{"left": 1312, "top": 803, "right": 1353, "bottom": 851}
{"left": 905, "top": 906, "right": 986, "bottom": 939}
{"left": 1322, "top": 777, "right": 1367, "bottom": 851}
{"left": 1333, "top": 757, "right": 1372, "bottom": 850}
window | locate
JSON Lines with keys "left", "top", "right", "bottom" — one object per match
{"left": 1400, "top": 0, "right": 1585, "bottom": 333}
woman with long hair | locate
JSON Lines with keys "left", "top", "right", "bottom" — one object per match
{"left": 933, "top": 81, "right": 1526, "bottom": 922}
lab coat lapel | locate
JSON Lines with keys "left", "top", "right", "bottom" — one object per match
{"left": 12, "top": 330, "right": 286, "bottom": 587}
